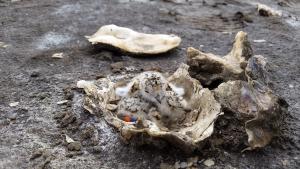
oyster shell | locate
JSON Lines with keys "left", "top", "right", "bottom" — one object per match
{"left": 86, "top": 25, "right": 181, "bottom": 54}
{"left": 186, "top": 31, "right": 287, "bottom": 150}
{"left": 187, "top": 31, "right": 253, "bottom": 86}
{"left": 78, "top": 64, "right": 222, "bottom": 152}
{"left": 257, "top": 3, "right": 282, "bottom": 17}
{"left": 213, "top": 55, "right": 287, "bottom": 150}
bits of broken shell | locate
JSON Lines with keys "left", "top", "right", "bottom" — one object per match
{"left": 61, "top": 112, "right": 76, "bottom": 127}
{"left": 93, "top": 146, "right": 102, "bottom": 153}
{"left": 174, "top": 160, "right": 197, "bottom": 169}
{"left": 63, "top": 87, "right": 74, "bottom": 100}
{"left": 80, "top": 125, "right": 96, "bottom": 140}
{"left": 54, "top": 111, "right": 77, "bottom": 127}
{"left": 67, "top": 141, "right": 82, "bottom": 151}
{"left": 30, "top": 71, "right": 40, "bottom": 78}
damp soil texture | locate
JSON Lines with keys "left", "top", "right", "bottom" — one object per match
{"left": 0, "top": 0, "right": 300, "bottom": 169}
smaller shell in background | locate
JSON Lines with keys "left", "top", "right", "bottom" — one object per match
{"left": 86, "top": 25, "right": 181, "bottom": 55}
{"left": 257, "top": 3, "right": 282, "bottom": 17}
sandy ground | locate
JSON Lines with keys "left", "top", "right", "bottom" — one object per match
{"left": 0, "top": 0, "right": 299, "bottom": 168}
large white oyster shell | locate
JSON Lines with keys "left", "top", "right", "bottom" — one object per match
{"left": 78, "top": 64, "right": 221, "bottom": 152}
{"left": 86, "top": 25, "right": 181, "bottom": 54}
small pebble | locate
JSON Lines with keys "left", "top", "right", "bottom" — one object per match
{"left": 81, "top": 125, "right": 95, "bottom": 139}
{"left": 60, "top": 112, "right": 76, "bottom": 127}
{"left": 203, "top": 159, "right": 215, "bottom": 167}
{"left": 158, "top": 8, "right": 169, "bottom": 15}
{"left": 42, "top": 149, "right": 52, "bottom": 159}
{"left": 179, "top": 162, "right": 188, "bottom": 168}
{"left": 160, "top": 162, "right": 173, "bottom": 169}
{"left": 38, "top": 92, "right": 50, "bottom": 100}
{"left": 63, "top": 88, "right": 74, "bottom": 100}
{"left": 8, "top": 113, "right": 17, "bottom": 120}
{"left": 187, "top": 156, "right": 199, "bottom": 167}
{"left": 95, "top": 74, "right": 105, "bottom": 80}
{"left": 67, "top": 141, "right": 81, "bottom": 151}
{"left": 30, "top": 149, "right": 44, "bottom": 160}
{"left": 54, "top": 111, "right": 66, "bottom": 119}
{"left": 66, "top": 151, "right": 83, "bottom": 158}
{"left": 174, "top": 161, "right": 180, "bottom": 169}
{"left": 91, "top": 146, "right": 102, "bottom": 153}
{"left": 281, "top": 159, "right": 289, "bottom": 166}
{"left": 30, "top": 71, "right": 40, "bottom": 77}
{"left": 99, "top": 51, "right": 113, "bottom": 61}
